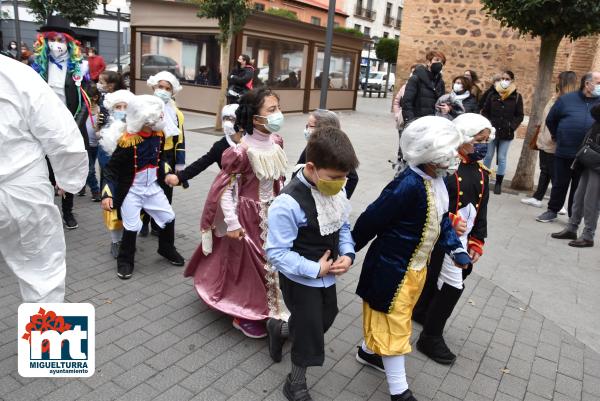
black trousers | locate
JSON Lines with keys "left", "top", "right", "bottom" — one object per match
{"left": 532, "top": 150, "right": 554, "bottom": 201}
{"left": 548, "top": 156, "right": 581, "bottom": 215}
{"left": 47, "top": 158, "right": 74, "bottom": 215}
{"left": 279, "top": 273, "right": 338, "bottom": 368}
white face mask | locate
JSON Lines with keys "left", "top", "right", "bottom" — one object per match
{"left": 500, "top": 79, "right": 511, "bottom": 89}
{"left": 97, "top": 83, "right": 106, "bottom": 93}
{"left": 453, "top": 83, "right": 464, "bottom": 93}
{"left": 48, "top": 41, "right": 68, "bottom": 59}
{"left": 223, "top": 120, "right": 236, "bottom": 136}
{"left": 154, "top": 89, "right": 172, "bottom": 103}
{"left": 303, "top": 127, "right": 313, "bottom": 141}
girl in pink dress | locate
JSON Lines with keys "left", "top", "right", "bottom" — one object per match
{"left": 184, "top": 88, "right": 289, "bottom": 338}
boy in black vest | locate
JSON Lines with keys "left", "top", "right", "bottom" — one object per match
{"left": 266, "top": 126, "right": 359, "bottom": 401}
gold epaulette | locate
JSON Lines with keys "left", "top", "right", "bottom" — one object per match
{"left": 118, "top": 134, "right": 143, "bottom": 148}
{"left": 478, "top": 162, "right": 493, "bottom": 175}
{"left": 117, "top": 131, "right": 163, "bottom": 147}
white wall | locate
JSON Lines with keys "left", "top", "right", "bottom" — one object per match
{"left": 343, "top": 0, "right": 403, "bottom": 72}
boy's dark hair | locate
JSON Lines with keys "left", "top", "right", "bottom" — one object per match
{"left": 306, "top": 126, "right": 359, "bottom": 172}
{"left": 504, "top": 70, "right": 515, "bottom": 80}
{"left": 235, "top": 87, "right": 280, "bottom": 135}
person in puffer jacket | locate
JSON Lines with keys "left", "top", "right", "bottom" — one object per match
{"left": 535, "top": 71, "right": 600, "bottom": 223}
{"left": 401, "top": 50, "right": 446, "bottom": 124}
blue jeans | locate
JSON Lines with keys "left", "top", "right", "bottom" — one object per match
{"left": 86, "top": 146, "right": 100, "bottom": 194}
{"left": 483, "top": 139, "right": 511, "bottom": 176}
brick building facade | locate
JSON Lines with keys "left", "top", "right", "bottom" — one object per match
{"left": 395, "top": 0, "right": 600, "bottom": 114}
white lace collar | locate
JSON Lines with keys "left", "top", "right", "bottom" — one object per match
{"left": 298, "top": 170, "right": 350, "bottom": 236}
{"left": 245, "top": 141, "right": 288, "bottom": 181}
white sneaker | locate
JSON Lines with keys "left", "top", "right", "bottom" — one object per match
{"left": 558, "top": 207, "right": 567, "bottom": 215}
{"left": 521, "top": 197, "right": 542, "bottom": 208}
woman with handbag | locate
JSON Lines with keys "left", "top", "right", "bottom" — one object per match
{"left": 551, "top": 103, "right": 600, "bottom": 248}
{"left": 522, "top": 71, "right": 578, "bottom": 208}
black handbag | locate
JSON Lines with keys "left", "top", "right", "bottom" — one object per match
{"left": 575, "top": 138, "right": 600, "bottom": 173}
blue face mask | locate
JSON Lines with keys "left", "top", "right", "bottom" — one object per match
{"left": 258, "top": 111, "right": 284, "bottom": 133}
{"left": 592, "top": 84, "right": 600, "bottom": 98}
{"left": 469, "top": 142, "right": 488, "bottom": 161}
{"left": 113, "top": 111, "right": 126, "bottom": 122}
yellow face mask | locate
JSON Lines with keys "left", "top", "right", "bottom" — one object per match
{"left": 315, "top": 170, "right": 347, "bottom": 196}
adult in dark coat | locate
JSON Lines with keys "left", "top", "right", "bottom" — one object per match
{"left": 401, "top": 50, "right": 447, "bottom": 123}
{"left": 227, "top": 54, "right": 254, "bottom": 104}
{"left": 551, "top": 103, "right": 600, "bottom": 247}
{"left": 536, "top": 71, "right": 600, "bottom": 223}
{"left": 478, "top": 74, "right": 501, "bottom": 111}
{"left": 482, "top": 70, "right": 524, "bottom": 194}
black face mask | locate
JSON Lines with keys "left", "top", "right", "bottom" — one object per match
{"left": 430, "top": 62, "right": 443, "bottom": 75}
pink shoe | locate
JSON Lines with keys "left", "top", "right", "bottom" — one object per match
{"left": 232, "top": 318, "right": 267, "bottom": 338}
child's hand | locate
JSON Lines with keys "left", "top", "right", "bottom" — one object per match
{"left": 318, "top": 250, "right": 333, "bottom": 277}
{"left": 55, "top": 185, "right": 65, "bottom": 198}
{"left": 454, "top": 219, "right": 467, "bottom": 236}
{"left": 469, "top": 249, "right": 481, "bottom": 264}
{"left": 330, "top": 255, "right": 352, "bottom": 275}
{"left": 165, "top": 174, "right": 179, "bottom": 187}
{"left": 226, "top": 227, "right": 245, "bottom": 240}
{"left": 438, "top": 104, "right": 450, "bottom": 114}
{"left": 101, "top": 197, "right": 113, "bottom": 211}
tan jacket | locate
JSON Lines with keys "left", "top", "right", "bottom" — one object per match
{"left": 537, "top": 97, "right": 557, "bottom": 153}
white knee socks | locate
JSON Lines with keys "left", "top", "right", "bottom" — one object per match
{"left": 382, "top": 355, "right": 408, "bottom": 395}
{"left": 110, "top": 229, "right": 123, "bottom": 243}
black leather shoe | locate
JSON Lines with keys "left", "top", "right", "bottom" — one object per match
{"left": 416, "top": 333, "right": 456, "bottom": 365}
{"left": 551, "top": 229, "right": 577, "bottom": 240}
{"left": 391, "top": 389, "right": 418, "bottom": 401}
{"left": 568, "top": 238, "right": 594, "bottom": 248}
{"left": 355, "top": 346, "right": 385, "bottom": 372}
{"left": 283, "top": 374, "right": 312, "bottom": 401}
{"left": 267, "top": 318, "right": 285, "bottom": 362}
{"left": 158, "top": 247, "right": 185, "bottom": 266}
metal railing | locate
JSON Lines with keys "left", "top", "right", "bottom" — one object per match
{"left": 354, "top": 6, "right": 376, "bottom": 21}
{"left": 384, "top": 15, "right": 393, "bottom": 26}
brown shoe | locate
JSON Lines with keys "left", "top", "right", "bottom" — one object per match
{"left": 551, "top": 229, "right": 577, "bottom": 240}
{"left": 568, "top": 238, "right": 594, "bottom": 248}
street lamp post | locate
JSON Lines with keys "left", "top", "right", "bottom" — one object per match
{"left": 319, "top": 0, "right": 336, "bottom": 109}
{"left": 116, "top": 7, "right": 121, "bottom": 73}
{"left": 12, "top": 0, "right": 21, "bottom": 56}
{"left": 102, "top": 0, "right": 130, "bottom": 73}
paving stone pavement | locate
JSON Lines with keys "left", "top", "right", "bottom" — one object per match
{"left": 1, "top": 97, "right": 599, "bottom": 401}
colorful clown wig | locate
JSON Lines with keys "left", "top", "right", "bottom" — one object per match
{"left": 32, "top": 31, "right": 83, "bottom": 80}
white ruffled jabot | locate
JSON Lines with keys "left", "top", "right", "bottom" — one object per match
{"left": 310, "top": 188, "right": 351, "bottom": 236}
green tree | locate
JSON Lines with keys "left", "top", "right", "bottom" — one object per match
{"left": 265, "top": 8, "right": 298, "bottom": 21}
{"left": 190, "top": 0, "right": 252, "bottom": 128}
{"left": 481, "top": 0, "right": 600, "bottom": 190}
{"left": 26, "top": 0, "right": 99, "bottom": 26}
{"left": 375, "top": 37, "right": 399, "bottom": 95}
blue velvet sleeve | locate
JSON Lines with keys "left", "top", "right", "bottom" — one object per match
{"left": 352, "top": 176, "right": 413, "bottom": 252}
